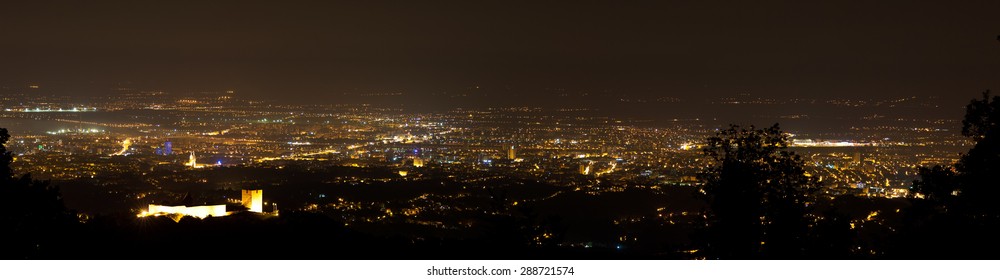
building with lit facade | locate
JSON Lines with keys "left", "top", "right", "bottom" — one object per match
{"left": 242, "top": 189, "right": 263, "bottom": 213}
{"left": 146, "top": 204, "right": 227, "bottom": 219}
{"left": 140, "top": 189, "right": 268, "bottom": 221}
{"left": 187, "top": 151, "right": 207, "bottom": 168}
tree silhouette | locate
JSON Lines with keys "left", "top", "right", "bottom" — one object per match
{"left": 913, "top": 90, "right": 1000, "bottom": 214}
{"left": 0, "top": 128, "right": 13, "bottom": 180}
{"left": 0, "top": 128, "right": 79, "bottom": 259}
{"left": 911, "top": 165, "right": 957, "bottom": 203}
{"left": 698, "top": 124, "right": 819, "bottom": 259}
{"left": 955, "top": 90, "right": 1000, "bottom": 214}
{"left": 904, "top": 90, "right": 1000, "bottom": 258}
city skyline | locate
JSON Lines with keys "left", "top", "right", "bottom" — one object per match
{"left": 0, "top": 89, "right": 977, "bottom": 258}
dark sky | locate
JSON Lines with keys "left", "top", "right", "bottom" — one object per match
{"left": 1, "top": 1, "right": 998, "bottom": 104}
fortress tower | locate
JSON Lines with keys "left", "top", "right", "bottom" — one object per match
{"left": 242, "top": 189, "right": 263, "bottom": 213}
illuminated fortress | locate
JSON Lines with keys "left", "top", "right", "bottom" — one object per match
{"left": 140, "top": 189, "right": 269, "bottom": 221}
{"left": 146, "top": 204, "right": 226, "bottom": 219}
{"left": 241, "top": 189, "right": 263, "bottom": 213}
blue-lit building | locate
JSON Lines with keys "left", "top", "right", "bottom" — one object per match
{"left": 164, "top": 140, "right": 173, "bottom": 155}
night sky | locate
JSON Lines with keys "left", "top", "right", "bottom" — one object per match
{"left": 1, "top": 1, "right": 998, "bottom": 104}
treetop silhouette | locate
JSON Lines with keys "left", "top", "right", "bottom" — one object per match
{"left": 0, "top": 128, "right": 79, "bottom": 259}
{"left": 698, "top": 123, "right": 819, "bottom": 259}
